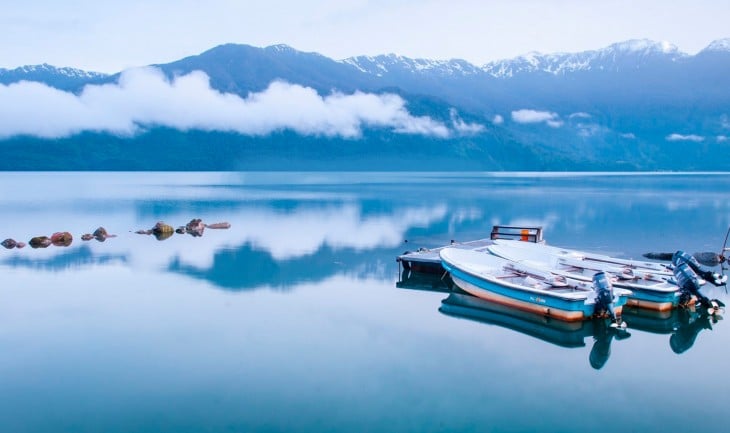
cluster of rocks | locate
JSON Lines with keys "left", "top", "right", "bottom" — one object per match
{"left": 136, "top": 219, "right": 231, "bottom": 241}
{"left": 80, "top": 227, "right": 117, "bottom": 242}
{"left": 2, "top": 227, "right": 116, "bottom": 250}
{"left": 2, "top": 220, "right": 231, "bottom": 249}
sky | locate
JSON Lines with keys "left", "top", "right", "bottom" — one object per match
{"left": 2, "top": 0, "right": 729, "bottom": 73}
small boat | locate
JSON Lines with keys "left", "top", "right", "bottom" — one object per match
{"left": 492, "top": 239, "right": 672, "bottom": 276}
{"left": 488, "top": 240, "right": 680, "bottom": 311}
{"left": 439, "top": 247, "right": 631, "bottom": 323}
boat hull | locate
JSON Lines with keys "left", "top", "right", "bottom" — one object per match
{"left": 441, "top": 250, "right": 626, "bottom": 321}
{"left": 488, "top": 241, "right": 679, "bottom": 311}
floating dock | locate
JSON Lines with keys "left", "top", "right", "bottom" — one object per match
{"left": 396, "top": 225, "right": 544, "bottom": 274}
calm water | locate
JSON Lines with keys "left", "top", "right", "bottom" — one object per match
{"left": 1, "top": 172, "right": 729, "bottom": 433}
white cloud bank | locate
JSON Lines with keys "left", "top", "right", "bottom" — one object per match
{"left": 0, "top": 67, "right": 456, "bottom": 140}
{"left": 511, "top": 109, "right": 563, "bottom": 128}
{"left": 666, "top": 133, "right": 705, "bottom": 142}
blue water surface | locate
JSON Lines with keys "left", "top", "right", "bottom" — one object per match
{"left": 0, "top": 172, "right": 728, "bottom": 433}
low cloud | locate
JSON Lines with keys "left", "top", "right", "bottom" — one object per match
{"left": 666, "top": 133, "right": 705, "bottom": 142}
{"left": 492, "top": 114, "right": 504, "bottom": 125}
{"left": 718, "top": 135, "right": 728, "bottom": 142}
{"left": 569, "top": 112, "right": 591, "bottom": 119}
{"left": 449, "top": 109, "right": 485, "bottom": 135}
{"left": 0, "top": 67, "right": 451, "bottom": 140}
{"left": 576, "top": 123, "right": 603, "bottom": 138}
{"left": 511, "top": 109, "right": 563, "bottom": 128}
{"left": 620, "top": 133, "right": 636, "bottom": 139}
{"left": 721, "top": 115, "right": 730, "bottom": 130}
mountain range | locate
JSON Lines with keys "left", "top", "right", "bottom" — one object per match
{"left": 1, "top": 38, "right": 729, "bottom": 171}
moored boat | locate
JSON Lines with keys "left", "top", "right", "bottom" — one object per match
{"left": 439, "top": 247, "right": 631, "bottom": 323}
{"left": 488, "top": 240, "right": 680, "bottom": 311}
{"left": 492, "top": 239, "right": 672, "bottom": 276}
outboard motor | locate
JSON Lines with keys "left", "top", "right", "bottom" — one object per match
{"left": 593, "top": 272, "right": 623, "bottom": 327}
{"left": 672, "top": 250, "right": 727, "bottom": 313}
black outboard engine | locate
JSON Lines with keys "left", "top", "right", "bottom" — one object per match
{"left": 593, "top": 271, "right": 623, "bottom": 327}
{"left": 672, "top": 250, "right": 726, "bottom": 312}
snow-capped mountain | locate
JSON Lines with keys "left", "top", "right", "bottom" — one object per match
{"left": 700, "top": 38, "right": 730, "bottom": 53}
{"left": 342, "top": 54, "right": 482, "bottom": 77}
{"left": 0, "top": 63, "right": 108, "bottom": 91}
{"left": 482, "top": 39, "right": 688, "bottom": 78}
{"left": 1, "top": 38, "right": 729, "bottom": 171}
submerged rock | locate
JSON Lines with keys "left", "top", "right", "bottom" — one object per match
{"left": 153, "top": 230, "right": 174, "bottom": 241}
{"left": 205, "top": 222, "right": 231, "bottom": 229}
{"left": 29, "top": 236, "right": 52, "bottom": 248}
{"left": 16, "top": 242, "right": 26, "bottom": 249}
{"left": 92, "top": 227, "right": 116, "bottom": 241}
{"left": 135, "top": 229, "right": 152, "bottom": 235}
{"left": 1, "top": 238, "right": 17, "bottom": 249}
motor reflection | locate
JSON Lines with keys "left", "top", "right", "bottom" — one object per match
{"left": 622, "top": 305, "right": 723, "bottom": 355}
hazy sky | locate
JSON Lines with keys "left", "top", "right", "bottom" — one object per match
{"left": 2, "top": 0, "right": 729, "bottom": 72}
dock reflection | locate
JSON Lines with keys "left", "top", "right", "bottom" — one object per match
{"left": 396, "top": 268, "right": 452, "bottom": 293}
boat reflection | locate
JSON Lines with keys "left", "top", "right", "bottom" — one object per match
{"left": 622, "top": 306, "right": 723, "bottom": 355}
{"left": 438, "top": 292, "right": 631, "bottom": 370}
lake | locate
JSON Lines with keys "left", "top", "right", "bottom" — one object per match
{"left": 1, "top": 172, "right": 728, "bottom": 433}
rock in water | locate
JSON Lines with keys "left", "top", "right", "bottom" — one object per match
{"left": 93, "top": 227, "right": 109, "bottom": 238}
{"left": 81, "top": 234, "right": 94, "bottom": 241}
{"left": 150, "top": 221, "right": 174, "bottom": 241}
{"left": 51, "top": 232, "right": 73, "bottom": 247}
{"left": 1, "top": 238, "right": 17, "bottom": 249}
{"left": 29, "top": 236, "right": 51, "bottom": 248}
{"left": 185, "top": 218, "right": 205, "bottom": 237}
{"left": 151, "top": 222, "right": 174, "bottom": 235}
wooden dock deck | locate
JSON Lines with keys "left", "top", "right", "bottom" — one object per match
{"left": 397, "top": 238, "right": 494, "bottom": 274}
{"left": 396, "top": 225, "right": 544, "bottom": 274}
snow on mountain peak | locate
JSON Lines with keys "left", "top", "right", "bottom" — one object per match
{"left": 702, "top": 38, "right": 730, "bottom": 53}
{"left": 4, "top": 63, "right": 108, "bottom": 79}
{"left": 609, "top": 39, "right": 678, "bottom": 54}
{"left": 340, "top": 54, "right": 481, "bottom": 77}
{"left": 482, "top": 39, "right": 690, "bottom": 78}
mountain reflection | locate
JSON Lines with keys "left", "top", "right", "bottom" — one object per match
{"left": 0, "top": 244, "right": 127, "bottom": 271}
{"left": 168, "top": 242, "right": 392, "bottom": 290}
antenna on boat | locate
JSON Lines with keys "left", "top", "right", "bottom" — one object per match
{"left": 719, "top": 226, "right": 730, "bottom": 293}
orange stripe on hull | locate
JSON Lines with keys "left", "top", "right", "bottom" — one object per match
{"left": 625, "top": 298, "right": 675, "bottom": 312}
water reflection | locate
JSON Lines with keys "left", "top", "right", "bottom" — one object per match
{"left": 1, "top": 172, "right": 729, "bottom": 293}
{"left": 622, "top": 306, "right": 722, "bottom": 355}
{"left": 438, "top": 292, "right": 630, "bottom": 370}
{"left": 399, "top": 269, "right": 723, "bottom": 368}
{"left": 1, "top": 244, "right": 128, "bottom": 271}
